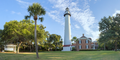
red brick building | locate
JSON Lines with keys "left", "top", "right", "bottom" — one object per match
{"left": 75, "top": 34, "right": 92, "bottom": 51}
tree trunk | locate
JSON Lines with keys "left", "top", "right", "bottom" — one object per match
{"left": 76, "top": 41, "right": 79, "bottom": 51}
{"left": 35, "top": 20, "right": 39, "bottom": 58}
{"left": 104, "top": 43, "right": 105, "bottom": 50}
{"left": 55, "top": 43, "right": 57, "bottom": 51}
{"left": 32, "top": 45, "right": 33, "bottom": 52}
{"left": 17, "top": 42, "right": 22, "bottom": 53}
{"left": 24, "top": 46, "right": 25, "bottom": 51}
{"left": 30, "top": 45, "right": 32, "bottom": 52}
{"left": 115, "top": 40, "right": 117, "bottom": 51}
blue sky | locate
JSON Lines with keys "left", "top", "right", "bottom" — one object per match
{"left": 0, "top": 0, "right": 120, "bottom": 42}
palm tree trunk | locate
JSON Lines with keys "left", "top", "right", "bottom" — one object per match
{"left": 35, "top": 20, "right": 39, "bottom": 58}
{"left": 76, "top": 41, "right": 78, "bottom": 51}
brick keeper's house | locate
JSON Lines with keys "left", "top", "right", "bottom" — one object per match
{"left": 71, "top": 34, "right": 98, "bottom": 51}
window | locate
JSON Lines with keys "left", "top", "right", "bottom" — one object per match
{"left": 86, "top": 40, "right": 88, "bottom": 43}
{"left": 86, "top": 45, "right": 88, "bottom": 49}
{"left": 79, "top": 45, "right": 81, "bottom": 49}
{"left": 79, "top": 40, "right": 81, "bottom": 44}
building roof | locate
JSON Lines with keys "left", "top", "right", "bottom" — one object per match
{"left": 4, "top": 44, "right": 16, "bottom": 46}
{"left": 88, "top": 38, "right": 92, "bottom": 40}
{"left": 71, "top": 44, "right": 76, "bottom": 46}
{"left": 80, "top": 34, "right": 86, "bottom": 38}
{"left": 79, "top": 34, "right": 92, "bottom": 42}
{"left": 93, "top": 41, "right": 97, "bottom": 43}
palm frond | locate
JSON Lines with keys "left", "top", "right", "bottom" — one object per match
{"left": 25, "top": 15, "right": 31, "bottom": 20}
{"left": 39, "top": 17, "right": 44, "bottom": 22}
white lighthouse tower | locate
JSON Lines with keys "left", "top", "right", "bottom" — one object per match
{"left": 62, "top": 7, "right": 72, "bottom": 51}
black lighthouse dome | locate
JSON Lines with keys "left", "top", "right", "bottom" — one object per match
{"left": 64, "top": 7, "right": 71, "bottom": 17}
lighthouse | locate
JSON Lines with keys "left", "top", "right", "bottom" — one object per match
{"left": 62, "top": 7, "right": 72, "bottom": 51}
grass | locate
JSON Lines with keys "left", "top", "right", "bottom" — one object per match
{"left": 0, "top": 51, "right": 120, "bottom": 60}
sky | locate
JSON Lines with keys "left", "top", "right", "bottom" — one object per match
{"left": 0, "top": 0, "right": 120, "bottom": 42}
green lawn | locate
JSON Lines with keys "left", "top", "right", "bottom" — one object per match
{"left": 0, "top": 51, "right": 120, "bottom": 60}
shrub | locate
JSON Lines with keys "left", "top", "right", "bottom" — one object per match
{"left": 72, "top": 47, "right": 76, "bottom": 51}
{"left": 51, "top": 48, "right": 63, "bottom": 51}
{"left": 79, "top": 49, "right": 100, "bottom": 51}
{"left": 4, "top": 50, "right": 14, "bottom": 52}
{"left": 38, "top": 50, "right": 46, "bottom": 52}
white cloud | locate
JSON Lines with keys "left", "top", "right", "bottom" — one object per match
{"left": 16, "top": 0, "right": 31, "bottom": 8}
{"left": 11, "top": 11, "right": 15, "bottom": 14}
{"left": 11, "top": 11, "right": 21, "bottom": 15}
{"left": 75, "top": 24, "right": 80, "bottom": 29}
{"left": 17, "top": 12, "right": 21, "bottom": 15}
{"left": 6, "top": 10, "right": 8, "bottom": 12}
{"left": 112, "top": 10, "right": 120, "bottom": 16}
{"left": 47, "top": 10, "right": 64, "bottom": 25}
{"left": 48, "top": 0, "right": 100, "bottom": 41}
{"left": 95, "top": 0, "right": 97, "bottom": 1}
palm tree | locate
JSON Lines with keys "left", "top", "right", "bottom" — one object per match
{"left": 25, "top": 3, "right": 46, "bottom": 58}
{"left": 71, "top": 36, "right": 78, "bottom": 51}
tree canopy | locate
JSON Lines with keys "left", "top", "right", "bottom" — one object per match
{"left": 25, "top": 3, "right": 46, "bottom": 22}
{"left": 47, "top": 34, "right": 63, "bottom": 51}
{"left": 0, "top": 19, "right": 48, "bottom": 53}
{"left": 98, "top": 14, "right": 120, "bottom": 51}
{"left": 71, "top": 36, "right": 78, "bottom": 42}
